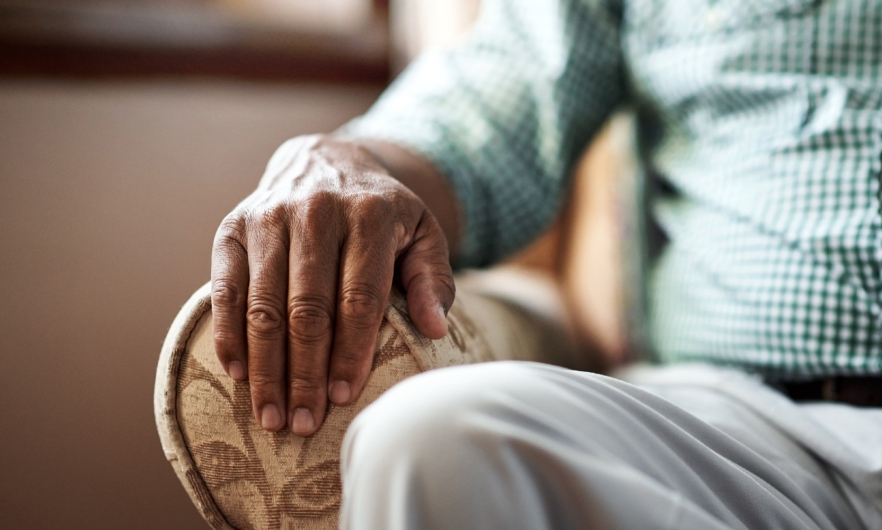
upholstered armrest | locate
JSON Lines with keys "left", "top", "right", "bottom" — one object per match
{"left": 155, "top": 273, "right": 584, "bottom": 529}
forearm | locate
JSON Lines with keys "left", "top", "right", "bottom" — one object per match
{"left": 356, "top": 139, "right": 462, "bottom": 262}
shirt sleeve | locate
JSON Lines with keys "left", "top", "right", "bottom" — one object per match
{"left": 340, "top": 0, "right": 626, "bottom": 268}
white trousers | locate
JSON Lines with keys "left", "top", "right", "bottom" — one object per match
{"left": 340, "top": 362, "right": 882, "bottom": 530}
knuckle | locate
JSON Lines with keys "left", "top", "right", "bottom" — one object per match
{"left": 256, "top": 202, "right": 290, "bottom": 231}
{"left": 307, "top": 189, "right": 339, "bottom": 208}
{"left": 349, "top": 207, "right": 392, "bottom": 240}
{"left": 298, "top": 191, "right": 340, "bottom": 227}
{"left": 248, "top": 368, "right": 283, "bottom": 390}
{"left": 332, "top": 349, "right": 370, "bottom": 372}
{"left": 435, "top": 271, "right": 456, "bottom": 295}
{"left": 390, "top": 216, "right": 410, "bottom": 241}
{"left": 351, "top": 193, "right": 389, "bottom": 220}
{"left": 214, "top": 217, "right": 248, "bottom": 255}
{"left": 287, "top": 297, "right": 334, "bottom": 344}
{"left": 212, "top": 280, "right": 244, "bottom": 309}
{"left": 217, "top": 212, "right": 247, "bottom": 239}
{"left": 384, "top": 188, "right": 412, "bottom": 209}
{"left": 288, "top": 372, "right": 325, "bottom": 397}
{"left": 339, "top": 285, "right": 384, "bottom": 325}
{"left": 213, "top": 331, "right": 242, "bottom": 357}
{"left": 246, "top": 302, "right": 286, "bottom": 337}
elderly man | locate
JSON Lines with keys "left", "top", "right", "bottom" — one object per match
{"left": 208, "top": 0, "right": 882, "bottom": 528}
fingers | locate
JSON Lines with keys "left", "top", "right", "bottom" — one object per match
{"left": 286, "top": 194, "right": 342, "bottom": 436}
{"left": 398, "top": 212, "right": 456, "bottom": 340}
{"left": 326, "top": 204, "right": 397, "bottom": 407}
{"left": 210, "top": 169, "right": 455, "bottom": 437}
{"left": 211, "top": 216, "right": 249, "bottom": 382}
{"left": 245, "top": 210, "right": 290, "bottom": 431}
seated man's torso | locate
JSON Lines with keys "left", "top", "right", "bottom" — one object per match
{"left": 625, "top": 0, "right": 882, "bottom": 377}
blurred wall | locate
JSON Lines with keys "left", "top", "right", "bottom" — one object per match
{"left": 0, "top": 79, "right": 381, "bottom": 529}
{"left": 389, "top": 0, "right": 479, "bottom": 70}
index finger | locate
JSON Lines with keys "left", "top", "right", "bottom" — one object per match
{"left": 211, "top": 217, "right": 249, "bottom": 382}
{"left": 245, "top": 223, "right": 290, "bottom": 432}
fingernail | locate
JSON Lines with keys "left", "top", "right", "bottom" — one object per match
{"left": 436, "top": 305, "right": 448, "bottom": 334}
{"left": 260, "top": 404, "right": 282, "bottom": 430}
{"left": 329, "top": 381, "right": 351, "bottom": 404}
{"left": 228, "top": 361, "right": 245, "bottom": 381}
{"left": 291, "top": 407, "right": 315, "bottom": 435}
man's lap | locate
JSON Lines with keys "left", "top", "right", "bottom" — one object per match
{"left": 619, "top": 362, "right": 882, "bottom": 529}
{"left": 341, "top": 362, "right": 878, "bottom": 529}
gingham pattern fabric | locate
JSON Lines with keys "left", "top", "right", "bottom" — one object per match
{"left": 342, "top": 0, "right": 882, "bottom": 378}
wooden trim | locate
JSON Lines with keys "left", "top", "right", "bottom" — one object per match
{"left": 0, "top": 2, "right": 391, "bottom": 83}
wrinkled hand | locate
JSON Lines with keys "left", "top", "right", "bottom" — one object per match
{"left": 211, "top": 135, "right": 455, "bottom": 436}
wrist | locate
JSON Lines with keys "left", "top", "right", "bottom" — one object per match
{"left": 351, "top": 138, "right": 461, "bottom": 261}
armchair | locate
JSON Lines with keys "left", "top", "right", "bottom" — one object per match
{"left": 155, "top": 271, "right": 590, "bottom": 529}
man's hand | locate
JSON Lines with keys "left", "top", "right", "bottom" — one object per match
{"left": 210, "top": 135, "right": 456, "bottom": 436}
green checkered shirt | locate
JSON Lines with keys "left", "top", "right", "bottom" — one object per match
{"left": 343, "top": 0, "right": 882, "bottom": 378}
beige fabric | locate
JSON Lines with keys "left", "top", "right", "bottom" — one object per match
{"left": 154, "top": 277, "right": 582, "bottom": 530}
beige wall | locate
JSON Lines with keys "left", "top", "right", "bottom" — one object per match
{"left": 390, "top": 0, "right": 480, "bottom": 69}
{"left": 0, "top": 80, "right": 381, "bottom": 529}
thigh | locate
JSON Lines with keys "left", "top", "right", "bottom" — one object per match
{"left": 620, "top": 362, "right": 882, "bottom": 529}
{"left": 342, "top": 361, "right": 863, "bottom": 530}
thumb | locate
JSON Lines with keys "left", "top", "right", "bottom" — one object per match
{"left": 397, "top": 212, "right": 456, "bottom": 339}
